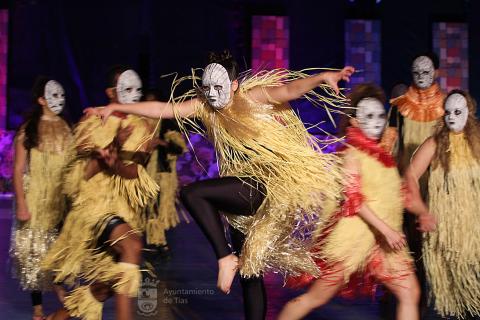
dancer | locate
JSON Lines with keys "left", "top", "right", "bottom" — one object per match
{"left": 42, "top": 66, "right": 158, "bottom": 320}
{"left": 143, "top": 90, "right": 187, "bottom": 259}
{"left": 11, "top": 77, "right": 71, "bottom": 320}
{"left": 87, "top": 51, "right": 353, "bottom": 319}
{"left": 405, "top": 90, "right": 480, "bottom": 318}
{"left": 279, "top": 84, "right": 426, "bottom": 320}
{"left": 389, "top": 53, "right": 446, "bottom": 171}
{"left": 389, "top": 54, "right": 446, "bottom": 314}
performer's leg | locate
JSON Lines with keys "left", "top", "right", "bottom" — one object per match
{"left": 278, "top": 265, "right": 344, "bottom": 320}
{"left": 230, "top": 226, "right": 267, "bottom": 320}
{"left": 31, "top": 290, "right": 43, "bottom": 319}
{"left": 109, "top": 222, "right": 143, "bottom": 320}
{"left": 180, "top": 177, "right": 265, "bottom": 258}
{"left": 45, "top": 308, "right": 70, "bottom": 320}
{"left": 48, "top": 282, "right": 114, "bottom": 320}
{"left": 381, "top": 272, "right": 420, "bottom": 320}
{"left": 180, "top": 177, "right": 265, "bottom": 293}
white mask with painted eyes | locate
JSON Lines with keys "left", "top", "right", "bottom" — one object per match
{"left": 356, "top": 97, "right": 386, "bottom": 140}
{"left": 444, "top": 93, "right": 468, "bottom": 132}
{"left": 411, "top": 56, "right": 435, "bottom": 89}
{"left": 116, "top": 69, "right": 142, "bottom": 104}
{"left": 201, "top": 63, "right": 232, "bottom": 110}
{"left": 44, "top": 80, "right": 65, "bottom": 114}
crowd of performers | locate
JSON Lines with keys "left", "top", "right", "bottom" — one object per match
{"left": 8, "top": 50, "right": 480, "bottom": 320}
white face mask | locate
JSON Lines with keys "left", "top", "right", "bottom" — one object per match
{"left": 201, "top": 63, "right": 232, "bottom": 110}
{"left": 356, "top": 97, "right": 386, "bottom": 140}
{"left": 116, "top": 69, "right": 142, "bottom": 104}
{"left": 44, "top": 80, "right": 65, "bottom": 114}
{"left": 411, "top": 56, "right": 435, "bottom": 89}
{"left": 444, "top": 93, "right": 468, "bottom": 132}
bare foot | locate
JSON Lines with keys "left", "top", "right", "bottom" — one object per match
{"left": 217, "top": 254, "right": 238, "bottom": 294}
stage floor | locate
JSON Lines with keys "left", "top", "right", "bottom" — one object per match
{"left": 0, "top": 196, "right": 446, "bottom": 320}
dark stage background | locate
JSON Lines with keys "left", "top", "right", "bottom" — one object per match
{"left": 3, "top": 0, "right": 477, "bottom": 129}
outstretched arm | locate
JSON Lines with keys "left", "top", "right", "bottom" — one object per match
{"left": 247, "top": 66, "right": 354, "bottom": 105}
{"left": 404, "top": 137, "right": 437, "bottom": 231}
{"left": 84, "top": 98, "right": 198, "bottom": 123}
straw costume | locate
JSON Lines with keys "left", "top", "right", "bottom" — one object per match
{"left": 42, "top": 114, "right": 158, "bottom": 320}
{"left": 11, "top": 116, "right": 71, "bottom": 290}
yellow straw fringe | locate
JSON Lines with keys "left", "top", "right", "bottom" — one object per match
{"left": 111, "top": 164, "right": 159, "bottom": 210}
{"left": 320, "top": 148, "right": 411, "bottom": 281}
{"left": 146, "top": 219, "right": 167, "bottom": 245}
{"left": 169, "top": 68, "right": 347, "bottom": 277}
{"left": 143, "top": 123, "right": 186, "bottom": 245}
{"left": 112, "top": 262, "right": 141, "bottom": 297}
{"left": 42, "top": 114, "right": 156, "bottom": 297}
{"left": 64, "top": 286, "right": 103, "bottom": 320}
{"left": 401, "top": 118, "right": 438, "bottom": 172}
{"left": 426, "top": 133, "right": 480, "bottom": 318}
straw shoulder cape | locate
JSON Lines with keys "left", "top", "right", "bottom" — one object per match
{"left": 42, "top": 114, "right": 158, "bottom": 296}
{"left": 10, "top": 117, "right": 72, "bottom": 291}
{"left": 175, "top": 70, "right": 346, "bottom": 277}
{"left": 426, "top": 132, "right": 480, "bottom": 318}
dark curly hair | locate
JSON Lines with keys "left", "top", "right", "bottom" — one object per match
{"left": 21, "top": 76, "right": 69, "bottom": 150}
{"left": 207, "top": 50, "right": 239, "bottom": 81}
{"left": 337, "top": 83, "right": 386, "bottom": 137}
{"left": 22, "top": 76, "right": 50, "bottom": 150}
{"left": 106, "top": 64, "right": 131, "bottom": 88}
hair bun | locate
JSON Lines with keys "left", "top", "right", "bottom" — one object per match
{"left": 206, "top": 50, "right": 238, "bottom": 80}
{"left": 208, "top": 50, "right": 233, "bottom": 64}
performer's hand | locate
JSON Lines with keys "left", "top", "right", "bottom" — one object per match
{"left": 84, "top": 104, "right": 117, "bottom": 124}
{"left": 83, "top": 107, "right": 101, "bottom": 117}
{"left": 322, "top": 66, "right": 355, "bottom": 95}
{"left": 16, "top": 204, "right": 31, "bottom": 222}
{"left": 417, "top": 212, "right": 437, "bottom": 232}
{"left": 382, "top": 227, "right": 406, "bottom": 251}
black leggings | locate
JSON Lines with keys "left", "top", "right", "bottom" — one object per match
{"left": 31, "top": 290, "right": 42, "bottom": 306}
{"left": 230, "top": 226, "right": 267, "bottom": 320}
{"left": 180, "top": 176, "right": 267, "bottom": 320}
{"left": 180, "top": 176, "right": 265, "bottom": 259}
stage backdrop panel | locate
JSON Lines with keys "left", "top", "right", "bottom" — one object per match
{"left": 345, "top": 19, "right": 381, "bottom": 89}
{"left": 433, "top": 22, "right": 469, "bottom": 92}
{"left": 251, "top": 16, "right": 289, "bottom": 71}
{"left": 0, "top": 10, "right": 8, "bottom": 130}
